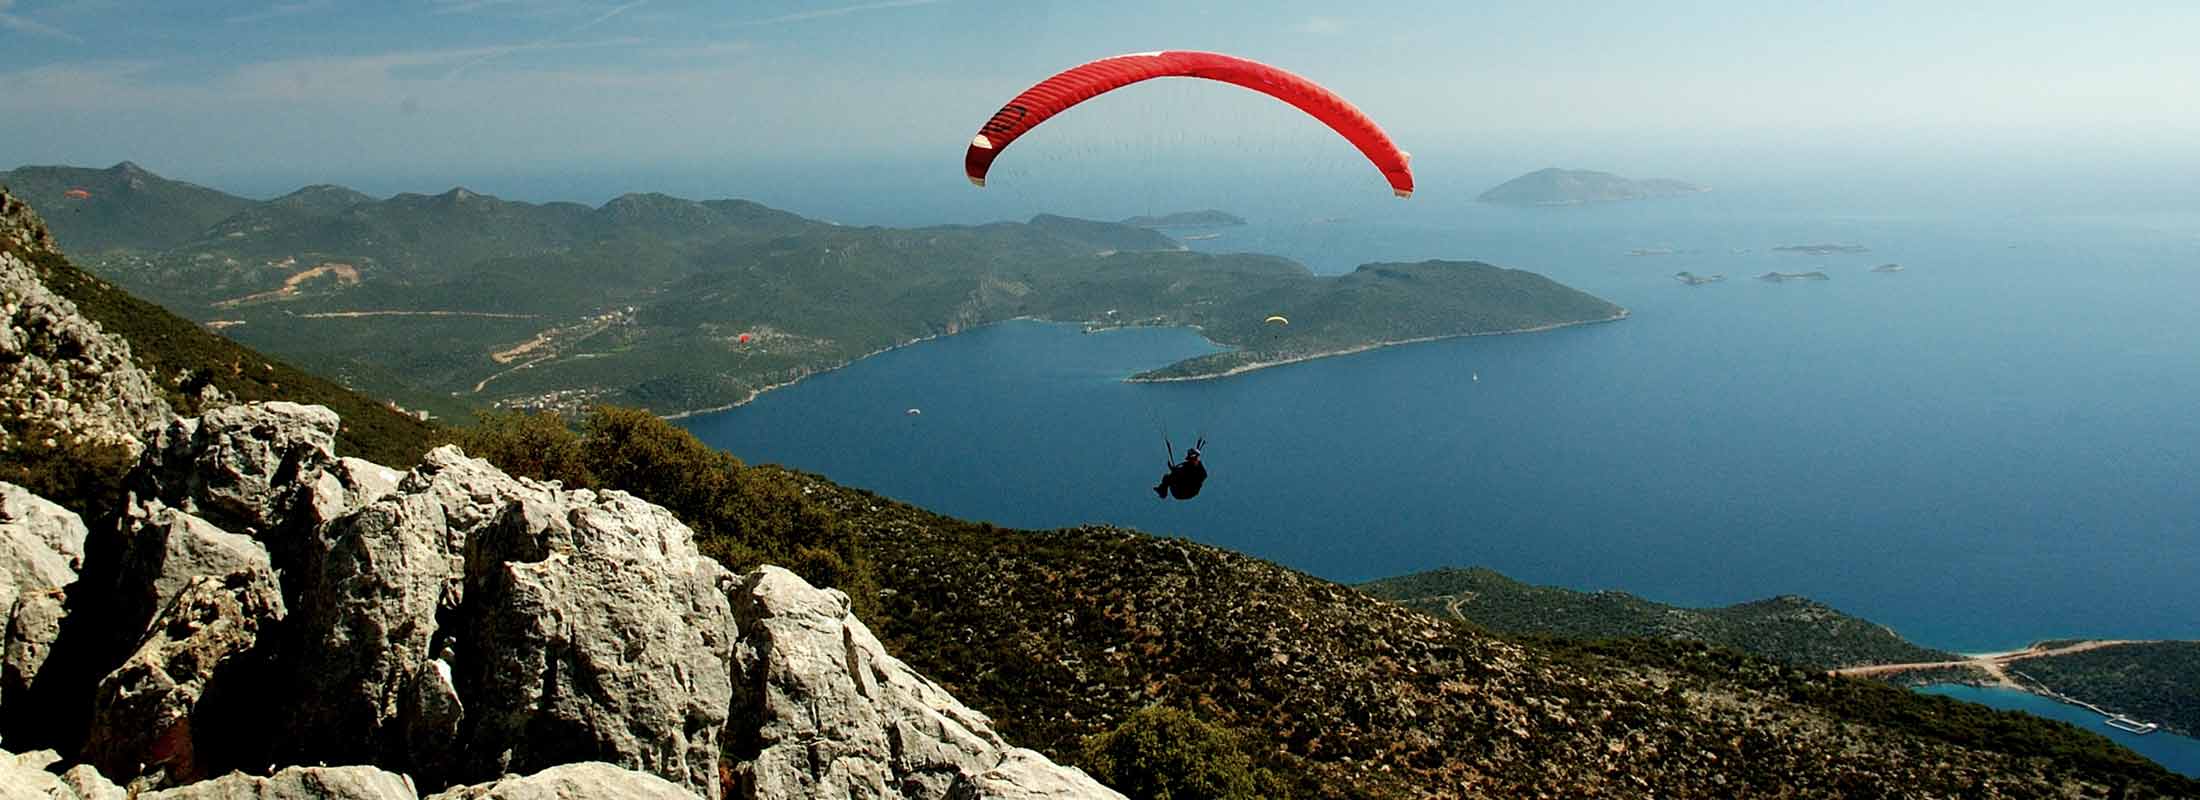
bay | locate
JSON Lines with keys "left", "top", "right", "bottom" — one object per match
{"left": 676, "top": 186, "right": 2200, "bottom": 657}
{"left": 1916, "top": 685, "right": 2200, "bottom": 778}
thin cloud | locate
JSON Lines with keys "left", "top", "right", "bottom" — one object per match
{"left": 737, "top": 0, "right": 944, "bottom": 26}
{"left": 228, "top": 0, "right": 337, "bottom": 25}
{"left": 445, "top": 0, "right": 650, "bottom": 78}
{"left": 0, "top": 0, "right": 81, "bottom": 42}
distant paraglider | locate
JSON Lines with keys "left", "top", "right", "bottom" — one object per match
{"left": 964, "top": 51, "right": 1414, "bottom": 197}
{"left": 1264, "top": 315, "right": 1289, "bottom": 326}
{"left": 737, "top": 333, "right": 752, "bottom": 344}
{"left": 62, "top": 188, "right": 91, "bottom": 200}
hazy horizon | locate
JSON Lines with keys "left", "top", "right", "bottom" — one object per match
{"left": 6, "top": 0, "right": 2200, "bottom": 214}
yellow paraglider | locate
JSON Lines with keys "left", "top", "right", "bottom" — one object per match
{"left": 1264, "top": 315, "right": 1289, "bottom": 326}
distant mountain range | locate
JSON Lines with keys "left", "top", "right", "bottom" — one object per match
{"left": 1478, "top": 168, "right": 1707, "bottom": 206}
{"left": 2, "top": 162, "right": 1622, "bottom": 417}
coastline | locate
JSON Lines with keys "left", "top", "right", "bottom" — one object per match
{"left": 662, "top": 308, "right": 1630, "bottom": 420}
{"left": 659, "top": 315, "right": 1045, "bottom": 421}
{"left": 1123, "top": 309, "right": 1632, "bottom": 383}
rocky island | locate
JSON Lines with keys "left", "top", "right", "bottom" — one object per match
{"left": 1477, "top": 168, "right": 1707, "bottom": 206}
{"left": 1873, "top": 262, "right": 1906, "bottom": 273}
{"left": 1675, "top": 271, "right": 1726, "bottom": 285}
{"left": 1759, "top": 271, "right": 1831, "bottom": 281}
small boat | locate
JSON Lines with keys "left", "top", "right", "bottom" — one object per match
{"left": 1471, "top": 372, "right": 1479, "bottom": 382}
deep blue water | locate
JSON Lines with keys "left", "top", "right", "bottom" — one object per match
{"left": 681, "top": 188, "right": 2200, "bottom": 655}
{"left": 1916, "top": 685, "right": 2200, "bottom": 778}
{"left": 673, "top": 180, "right": 2200, "bottom": 775}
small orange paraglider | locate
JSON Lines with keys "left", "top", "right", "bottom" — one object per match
{"left": 63, "top": 188, "right": 91, "bottom": 200}
{"left": 738, "top": 333, "right": 752, "bottom": 344}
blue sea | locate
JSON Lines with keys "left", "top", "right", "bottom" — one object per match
{"left": 1917, "top": 685, "right": 2200, "bottom": 778}
{"left": 671, "top": 167, "right": 2200, "bottom": 775}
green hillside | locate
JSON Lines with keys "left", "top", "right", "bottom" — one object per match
{"left": 1359, "top": 566, "right": 1956, "bottom": 669}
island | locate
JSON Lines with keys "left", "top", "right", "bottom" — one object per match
{"left": 1627, "top": 247, "right": 1680, "bottom": 257}
{"left": 1872, "top": 263, "right": 1905, "bottom": 273}
{"left": 7, "top": 162, "right": 1626, "bottom": 416}
{"left": 1477, "top": 168, "right": 1708, "bottom": 206}
{"left": 1674, "top": 271, "right": 1725, "bottom": 285}
{"left": 1119, "top": 209, "right": 1246, "bottom": 228}
{"left": 1759, "top": 271, "right": 1830, "bottom": 281}
{"left": 1775, "top": 243, "right": 1870, "bottom": 255}
{"left": 1122, "top": 259, "right": 1627, "bottom": 381}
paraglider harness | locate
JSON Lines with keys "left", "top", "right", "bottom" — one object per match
{"left": 1154, "top": 436, "right": 1207, "bottom": 500}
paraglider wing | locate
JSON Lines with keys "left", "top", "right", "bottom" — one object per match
{"left": 965, "top": 51, "right": 1414, "bottom": 197}
{"left": 63, "top": 188, "right": 91, "bottom": 199}
{"left": 1264, "top": 314, "right": 1289, "bottom": 326}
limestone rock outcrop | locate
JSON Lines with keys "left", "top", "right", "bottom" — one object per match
{"left": 0, "top": 190, "right": 170, "bottom": 457}
{"left": 729, "top": 566, "right": 1122, "bottom": 800}
{"left": 0, "top": 481, "right": 83, "bottom": 712}
{"left": 425, "top": 762, "right": 698, "bottom": 800}
{"left": 0, "top": 401, "right": 1114, "bottom": 799}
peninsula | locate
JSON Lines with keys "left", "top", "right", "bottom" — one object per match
{"left": 4, "top": 162, "right": 1621, "bottom": 416}
{"left": 1478, "top": 168, "right": 1707, "bottom": 206}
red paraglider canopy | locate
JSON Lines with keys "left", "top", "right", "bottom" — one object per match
{"left": 964, "top": 50, "right": 1413, "bottom": 197}
{"left": 63, "top": 188, "right": 91, "bottom": 200}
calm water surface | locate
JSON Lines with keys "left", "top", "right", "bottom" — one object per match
{"left": 1916, "top": 685, "right": 2200, "bottom": 778}
{"left": 678, "top": 189, "right": 2200, "bottom": 654}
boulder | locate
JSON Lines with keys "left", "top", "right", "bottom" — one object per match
{"left": 137, "top": 765, "right": 417, "bottom": 800}
{"left": 131, "top": 402, "right": 340, "bottom": 536}
{"left": 115, "top": 501, "right": 276, "bottom": 637}
{"left": 728, "top": 566, "right": 1121, "bottom": 800}
{"left": 424, "top": 762, "right": 697, "bottom": 800}
{"left": 0, "top": 482, "right": 84, "bottom": 713}
{"left": 83, "top": 570, "right": 285, "bottom": 787}
{"left": 457, "top": 489, "right": 734, "bottom": 799}
{"left": 946, "top": 750, "right": 1122, "bottom": 800}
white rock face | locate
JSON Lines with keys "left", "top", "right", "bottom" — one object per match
{"left": 136, "top": 765, "right": 417, "bottom": 800}
{"left": 457, "top": 485, "right": 735, "bottom": 799}
{"left": 0, "top": 191, "right": 171, "bottom": 458}
{"left": 0, "top": 482, "right": 84, "bottom": 714}
{"left": 424, "top": 762, "right": 699, "bottom": 800}
{"left": 0, "top": 402, "right": 1116, "bottom": 800}
{"left": 0, "top": 746, "right": 125, "bottom": 799}
{"left": 729, "top": 566, "right": 1123, "bottom": 800}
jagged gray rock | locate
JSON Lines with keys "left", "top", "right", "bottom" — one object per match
{"left": 424, "top": 762, "right": 698, "bottom": 800}
{"left": 946, "top": 750, "right": 1123, "bottom": 800}
{"left": 457, "top": 483, "right": 735, "bottom": 799}
{"left": 115, "top": 501, "right": 276, "bottom": 636}
{"left": 84, "top": 570, "right": 285, "bottom": 788}
{"left": 137, "top": 765, "right": 417, "bottom": 800}
{"left": 132, "top": 402, "right": 341, "bottom": 536}
{"left": 728, "top": 566, "right": 1122, "bottom": 800}
{"left": 9, "top": 401, "right": 1109, "bottom": 799}
{"left": 0, "top": 482, "right": 83, "bottom": 715}
{"left": 0, "top": 746, "right": 124, "bottom": 799}
{"left": 0, "top": 189, "right": 170, "bottom": 457}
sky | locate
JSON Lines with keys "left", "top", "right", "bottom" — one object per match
{"left": 4, "top": 1, "right": 2200, "bottom": 206}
